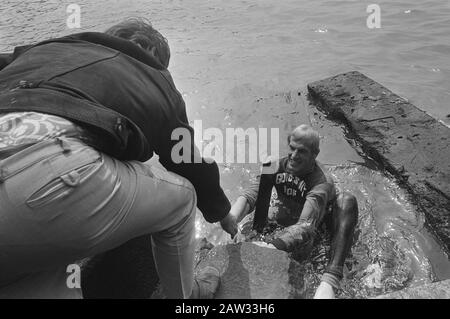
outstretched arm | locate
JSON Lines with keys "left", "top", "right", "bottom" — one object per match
{"left": 155, "top": 77, "right": 231, "bottom": 224}
{"left": 220, "top": 196, "right": 250, "bottom": 238}
{"left": 228, "top": 196, "right": 251, "bottom": 223}
{"left": 271, "top": 181, "right": 334, "bottom": 251}
{"left": 222, "top": 176, "right": 259, "bottom": 238}
{"left": 158, "top": 125, "right": 231, "bottom": 224}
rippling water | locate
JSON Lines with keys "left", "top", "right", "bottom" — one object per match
{"left": 1, "top": 0, "right": 449, "bottom": 123}
{"left": 1, "top": 0, "right": 449, "bottom": 298}
{"left": 320, "top": 165, "right": 444, "bottom": 298}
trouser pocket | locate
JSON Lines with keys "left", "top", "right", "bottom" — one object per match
{"left": 26, "top": 156, "right": 104, "bottom": 209}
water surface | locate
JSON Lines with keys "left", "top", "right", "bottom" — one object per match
{"left": 1, "top": 0, "right": 449, "bottom": 298}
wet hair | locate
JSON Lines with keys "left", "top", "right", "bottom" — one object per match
{"left": 287, "top": 124, "right": 320, "bottom": 155}
{"left": 105, "top": 17, "right": 170, "bottom": 68}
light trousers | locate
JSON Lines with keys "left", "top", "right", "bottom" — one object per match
{"left": 0, "top": 137, "right": 196, "bottom": 298}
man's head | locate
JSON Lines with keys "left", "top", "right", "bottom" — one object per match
{"left": 286, "top": 124, "right": 320, "bottom": 175}
{"left": 105, "top": 18, "right": 170, "bottom": 68}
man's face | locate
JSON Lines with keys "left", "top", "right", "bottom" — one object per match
{"left": 286, "top": 137, "right": 316, "bottom": 176}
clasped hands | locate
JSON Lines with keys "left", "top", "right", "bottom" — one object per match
{"left": 219, "top": 213, "right": 275, "bottom": 248}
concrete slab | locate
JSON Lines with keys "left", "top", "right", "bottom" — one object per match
{"left": 307, "top": 71, "right": 450, "bottom": 253}
{"left": 196, "top": 242, "right": 306, "bottom": 299}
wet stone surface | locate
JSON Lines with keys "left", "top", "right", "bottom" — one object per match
{"left": 196, "top": 242, "right": 307, "bottom": 299}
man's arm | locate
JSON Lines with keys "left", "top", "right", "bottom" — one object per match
{"left": 158, "top": 127, "right": 231, "bottom": 223}
{"left": 298, "top": 181, "right": 335, "bottom": 226}
{"left": 220, "top": 196, "right": 249, "bottom": 238}
{"left": 221, "top": 177, "right": 258, "bottom": 238}
{"left": 0, "top": 53, "right": 13, "bottom": 71}
{"left": 228, "top": 177, "right": 259, "bottom": 225}
{"left": 271, "top": 181, "right": 335, "bottom": 251}
{"left": 237, "top": 176, "right": 260, "bottom": 217}
{"left": 227, "top": 164, "right": 278, "bottom": 236}
{"left": 231, "top": 164, "right": 277, "bottom": 221}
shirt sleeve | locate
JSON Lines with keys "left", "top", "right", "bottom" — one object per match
{"left": 1, "top": 44, "right": 35, "bottom": 71}
{"left": 298, "top": 179, "right": 335, "bottom": 227}
{"left": 155, "top": 79, "right": 230, "bottom": 223}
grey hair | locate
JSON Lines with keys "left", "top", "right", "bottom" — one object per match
{"left": 105, "top": 17, "right": 170, "bottom": 68}
{"left": 287, "top": 124, "right": 320, "bottom": 155}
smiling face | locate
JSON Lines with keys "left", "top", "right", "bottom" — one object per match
{"left": 286, "top": 134, "right": 318, "bottom": 176}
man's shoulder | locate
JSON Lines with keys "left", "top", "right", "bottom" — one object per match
{"left": 309, "top": 161, "right": 334, "bottom": 185}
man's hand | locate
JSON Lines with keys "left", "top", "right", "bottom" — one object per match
{"left": 313, "top": 281, "right": 335, "bottom": 299}
{"left": 220, "top": 213, "right": 238, "bottom": 239}
{"left": 221, "top": 196, "right": 250, "bottom": 239}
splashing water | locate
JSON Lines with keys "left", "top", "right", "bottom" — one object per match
{"left": 311, "top": 165, "right": 436, "bottom": 298}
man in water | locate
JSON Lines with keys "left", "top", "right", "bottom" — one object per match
{"left": 226, "top": 124, "right": 358, "bottom": 299}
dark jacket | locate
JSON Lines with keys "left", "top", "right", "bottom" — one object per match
{"left": 0, "top": 32, "right": 230, "bottom": 222}
{"left": 247, "top": 157, "right": 335, "bottom": 251}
